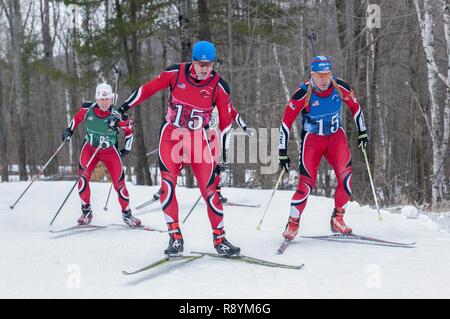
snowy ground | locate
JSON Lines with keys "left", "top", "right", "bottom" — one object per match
{"left": 1, "top": 181, "right": 450, "bottom": 299}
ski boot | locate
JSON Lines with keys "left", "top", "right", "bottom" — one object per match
{"left": 282, "top": 216, "right": 300, "bottom": 241}
{"left": 77, "top": 204, "right": 93, "bottom": 225}
{"left": 330, "top": 207, "right": 352, "bottom": 234}
{"left": 122, "top": 209, "right": 141, "bottom": 227}
{"left": 216, "top": 185, "right": 227, "bottom": 203}
{"left": 213, "top": 228, "right": 240, "bottom": 256}
{"left": 152, "top": 189, "right": 161, "bottom": 201}
{"left": 164, "top": 222, "right": 184, "bottom": 257}
{"left": 217, "top": 191, "right": 228, "bottom": 203}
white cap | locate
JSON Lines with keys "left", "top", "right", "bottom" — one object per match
{"left": 95, "top": 83, "right": 114, "bottom": 99}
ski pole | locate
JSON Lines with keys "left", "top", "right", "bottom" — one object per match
{"left": 10, "top": 141, "right": 67, "bottom": 209}
{"left": 362, "top": 148, "right": 382, "bottom": 221}
{"left": 49, "top": 144, "right": 102, "bottom": 226}
{"left": 257, "top": 170, "right": 285, "bottom": 230}
{"left": 135, "top": 189, "right": 161, "bottom": 210}
{"left": 182, "top": 193, "right": 202, "bottom": 224}
{"left": 146, "top": 148, "right": 158, "bottom": 157}
{"left": 182, "top": 162, "right": 230, "bottom": 224}
{"left": 102, "top": 67, "right": 122, "bottom": 212}
{"left": 103, "top": 183, "right": 114, "bottom": 211}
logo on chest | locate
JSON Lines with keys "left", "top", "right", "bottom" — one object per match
{"left": 200, "top": 89, "right": 211, "bottom": 99}
{"left": 178, "top": 83, "right": 186, "bottom": 89}
{"left": 87, "top": 115, "right": 94, "bottom": 121}
{"left": 332, "top": 94, "right": 341, "bottom": 102}
{"left": 312, "top": 100, "right": 320, "bottom": 107}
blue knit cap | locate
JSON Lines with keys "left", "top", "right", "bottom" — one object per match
{"left": 311, "top": 56, "right": 333, "bottom": 73}
{"left": 192, "top": 41, "right": 216, "bottom": 62}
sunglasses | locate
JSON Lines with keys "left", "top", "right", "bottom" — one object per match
{"left": 313, "top": 71, "right": 332, "bottom": 79}
{"left": 194, "top": 61, "right": 214, "bottom": 68}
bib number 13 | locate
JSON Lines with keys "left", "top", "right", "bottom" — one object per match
{"left": 173, "top": 104, "right": 204, "bottom": 130}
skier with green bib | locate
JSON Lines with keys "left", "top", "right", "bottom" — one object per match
{"left": 62, "top": 83, "right": 141, "bottom": 227}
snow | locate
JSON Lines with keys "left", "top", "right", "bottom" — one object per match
{"left": 1, "top": 181, "right": 450, "bottom": 298}
{"left": 401, "top": 205, "right": 420, "bottom": 219}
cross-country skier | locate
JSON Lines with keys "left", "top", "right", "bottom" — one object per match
{"left": 62, "top": 83, "right": 141, "bottom": 227}
{"left": 108, "top": 41, "right": 241, "bottom": 256}
{"left": 278, "top": 56, "right": 368, "bottom": 240}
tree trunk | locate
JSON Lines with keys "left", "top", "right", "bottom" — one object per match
{"left": 131, "top": 1, "right": 151, "bottom": 186}
{"left": 414, "top": 0, "right": 446, "bottom": 208}
{"left": 179, "top": 0, "right": 195, "bottom": 187}
{"left": 40, "top": 0, "right": 59, "bottom": 176}
{"left": 10, "top": 0, "right": 27, "bottom": 181}
{"left": 0, "top": 63, "right": 9, "bottom": 181}
{"left": 272, "top": 21, "right": 301, "bottom": 152}
{"left": 197, "top": 0, "right": 211, "bottom": 41}
{"left": 68, "top": 9, "right": 81, "bottom": 175}
{"left": 116, "top": 0, "right": 152, "bottom": 186}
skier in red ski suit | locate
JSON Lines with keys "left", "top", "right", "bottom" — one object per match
{"left": 279, "top": 56, "right": 369, "bottom": 241}
{"left": 108, "top": 41, "right": 241, "bottom": 256}
{"left": 63, "top": 83, "right": 141, "bottom": 227}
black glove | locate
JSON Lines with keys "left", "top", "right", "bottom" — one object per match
{"left": 279, "top": 149, "right": 290, "bottom": 172}
{"left": 62, "top": 128, "right": 73, "bottom": 141}
{"left": 358, "top": 131, "right": 369, "bottom": 151}
{"left": 107, "top": 105, "right": 127, "bottom": 130}
{"left": 215, "top": 163, "right": 228, "bottom": 175}
{"left": 119, "top": 149, "right": 129, "bottom": 158}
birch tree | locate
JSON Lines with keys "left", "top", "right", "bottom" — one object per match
{"left": 414, "top": 0, "right": 449, "bottom": 208}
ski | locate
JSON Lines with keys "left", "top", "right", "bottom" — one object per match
{"left": 191, "top": 251, "right": 304, "bottom": 270}
{"left": 301, "top": 233, "right": 416, "bottom": 247}
{"left": 135, "top": 194, "right": 160, "bottom": 210}
{"left": 201, "top": 201, "right": 261, "bottom": 208}
{"left": 122, "top": 255, "right": 204, "bottom": 276}
{"left": 276, "top": 239, "right": 292, "bottom": 255}
{"left": 49, "top": 224, "right": 108, "bottom": 233}
{"left": 223, "top": 202, "right": 261, "bottom": 208}
{"left": 108, "top": 223, "right": 168, "bottom": 233}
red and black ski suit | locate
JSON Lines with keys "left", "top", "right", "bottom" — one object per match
{"left": 120, "top": 63, "right": 233, "bottom": 236}
{"left": 69, "top": 102, "right": 133, "bottom": 211}
{"left": 279, "top": 78, "right": 367, "bottom": 218}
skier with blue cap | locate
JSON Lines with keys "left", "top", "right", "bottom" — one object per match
{"left": 107, "top": 40, "right": 244, "bottom": 257}
{"left": 278, "top": 55, "right": 369, "bottom": 242}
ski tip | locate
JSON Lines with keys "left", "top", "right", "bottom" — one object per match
{"left": 122, "top": 270, "right": 131, "bottom": 275}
